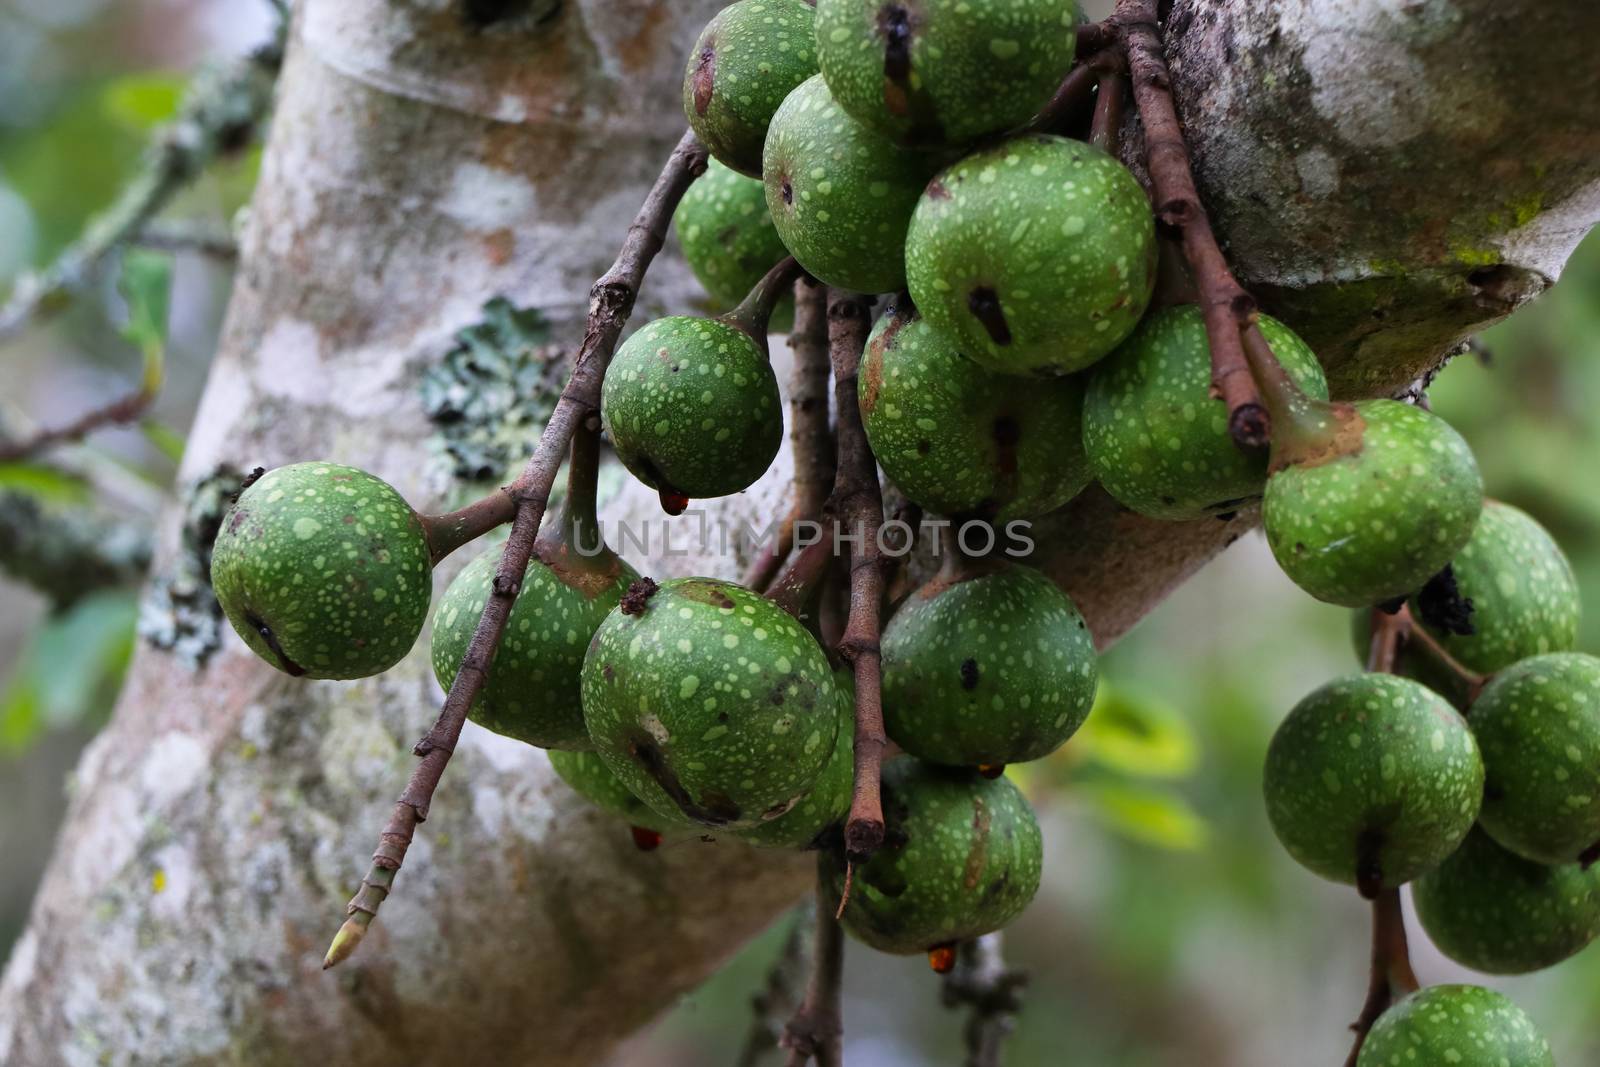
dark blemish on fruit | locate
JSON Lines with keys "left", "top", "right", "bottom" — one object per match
{"left": 879, "top": 4, "right": 914, "bottom": 107}
{"left": 967, "top": 287, "right": 1012, "bottom": 345}
{"left": 925, "top": 180, "right": 951, "bottom": 201}
{"left": 244, "top": 611, "right": 307, "bottom": 677}
{"left": 960, "top": 657, "right": 980, "bottom": 690}
{"left": 916, "top": 439, "right": 931, "bottom": 456}
{"left": 629, "top": 736, "right": 741, "bottom": 825}
{"left": 963, "top": 795, "right": 991, "bottom": 889}
{"left": 619, "top": 577, "right": 660, "bottom": 616}
{"left": 692, "top": 43, "right": 717, "bottom": 116}
{"left": 233, "top": 466, "right": 267, "bottom": 503}
{"left": 781, "top": 178, "right": 794, "bottom": 206}
{"left": 980, "top": 870, "right": 1011, "bottom": 904}
{"left": 602, "top": 663, "right": 615, "bottom": 681}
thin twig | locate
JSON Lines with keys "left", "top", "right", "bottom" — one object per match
{"left": 0, "top": 386, "right": 156, "bottom": 463}
{"left": 323, "top": 131, "right": 709, "bottom": 969}
{"left": 1342, "top": 889, "right": 1420, "bottom": 1067}
{"left": 133, "top": 220, "right": 239, "bottom": 261}
{"left": 1365, "top": 606, "right": 1407, "bottom": 674}
{"left": 0, "top": 37, "right": 281, "bottom": 345}
{"left": 1400, "top": 607, "right": 1490, "bottom": 705}
{"left": 1117, "top": 0, "right": 1267, "bottom": 450}
{"left": 745, "top": 277, "right": 835, "bottom": 592}
{"left": 826, "top": 289, "right": 888, "bottom": 863}
{"left": 737, "top": 902, "right": 817, "bottom": 1067}
{"left": 1076, "top": 17, "right": 1120, "bottom": 57}
{"left": 780, "top": 858, "right": 846, "bottom": 1067}
{"left": 1089, "top": 66, "right": 1129, "bottom": 156}
{"left": 941, "top": 935, "right": 1029, "bottom": 1067}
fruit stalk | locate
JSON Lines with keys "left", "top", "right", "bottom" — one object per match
{"left": 1117, "top": 0, "right": 1268, "bottom": 450}
{"left": 745, "top": 278, "right": 836, "bottom": 592}
{"left": 418, "top": 489, "right": 517, "bottom": 565}
{"left": 779, "top": 861, "right": 845, "bottom": 1067}
{"left": 826, "top": 288, "right": 889, "bottom": 862}
{"left": 722, "top": 255, "right": 806, "bottom": 354}
{"left": 324, "top": 130, "right": 709, "bottom": 970}
{"left": 1343, "top": 889, "right": 1421, "bottom": 1067}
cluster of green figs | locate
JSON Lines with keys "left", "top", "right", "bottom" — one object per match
{"left": 202, "top": 0, "right": 1596, "bottom": 1058}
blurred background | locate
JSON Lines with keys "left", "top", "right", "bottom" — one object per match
{"left": 2, "top": 1, "right": 1597, "bottom": 1064}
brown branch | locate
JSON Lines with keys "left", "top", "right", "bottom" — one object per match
{"left": 941, "top": 934, "right": 1029, "bottom": 1067}
{"left": 1089, "top": 68, "right": 1129, "bottom": 156}
{"left": 1343, "top": 889, "right": 1420, "bottom": 1067}
{"left": 1401, "top": 608, "right": 1490, "bottom": 705}
{"left": 1117, "top": 0, "right": 1267, "bottom": 450}
{"left": 323, "top": 130, "right": 709, "bottom": 969}
{"left": 745, "top": 277, "right": 836, "bottom": 592}
{"left": 737, "top": 901, "right": 816, "bottom": 1067}
{"left": 0, "top": 385, "right": 155, "bottom": 463}
{"left": 826, "top": 288, "right": 888, "bottom": 862}
{"left": 1076, "top": 18, "right": 1120, "bottom": 57}
{"left": 780, "top": 859, "right": 846, "bottom": 1067}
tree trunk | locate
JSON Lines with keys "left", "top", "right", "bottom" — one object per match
{"left": 2, "top": 1, "right": 1597, "bottom": 1064}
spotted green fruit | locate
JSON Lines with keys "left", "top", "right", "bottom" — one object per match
{"left": 1473, "top": 652, "right": 1600, "bottom": 865}
{"left": 684, "top": 0, "right": 819, "bottom": 177}
{"left": 883, "top": 563, "right": 1096, "bottom": 767}
{"left": 905, "top": 135, "right": 1155, "bottom": 377}
{"left": 738, "top": 669, "right": 856, "bottom": 849}
{"left": 1414, "top": 827, "right": 1600, "bottom": 975}
{"left": 763, "top": 75, "right": 938, "bottom": 294}
{"left": 549, "top": 749, "right": 683, "bottom": 834}
{"left": 602, "top": 316, "right": 781, "bottom": 499}
{"left": 860, "top": 303, "right": 1090, "bottom": 521}
{"left": 211, "top": 462, "right": 432, "bottom": 680}
{"left": 1263, "top": 399, "right": 1483, "bottom": 607}
{"left": 1084, "top": 306, "right": 1329, "bottom": 520}
{"left": 821, "top": 760, "right": 1042, "bottom": 953}
{"left": 431, "top": 542, "right": 637, "bottom": 750}
{"left": 673, "top": 158, "right": 794, "bottom": 331}
{"left": 1410, "top": 501, "right": 1580, "bottom": 673}
{"left": 582, "top": 577, "right": 837, "bottom": 830}
{"left": 1357, "top": 986, "right": 1554, "bottom": 1067}
{"left": 813, "top": 0, "right": 1079, "bottom": 147}
{"left": 1263, "top": 674, "right": 1482, "bottom": 890}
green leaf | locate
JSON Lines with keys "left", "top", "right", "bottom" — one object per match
{"left": 119, "top": 249, "right": 172, "bottom": 391}
{"left": 0, "top": 463, "right": 91, "bottom": 502}
{"left": 1072, "top": 683, "right": 1200, "bottom": 780}
{"left": 1079, "top": 782, "right": 1210, "bottom": 852}
{"left": 102, "top": 73, "right": 184, "bottom": 132}
{"left": 0, "top": 590, "right": 137, "bottom": 753}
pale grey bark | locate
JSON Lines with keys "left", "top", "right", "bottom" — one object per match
{"left": 2, "top": 1, "right": 1598, "bottom": 1065}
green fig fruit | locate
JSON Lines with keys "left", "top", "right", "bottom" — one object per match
{"left": 431, "top": 539, "right": 637, "bottom": 750}
{"left": 1413, "top": 827, "right": 1600, "bottom": 974}
{"left": 738, "top": 668, "right": 857, "bottom": 849}
{"left": 684, "top": 0, "right": 819, "bottom": 177}
{"left": 602, "top": 316, "right": 782, "bottom": 500}
{"left": 211, "top": 462, "right": 432, "bottom": 680}
{"left": 860, "top": 301, "right": 1091, "bottom": 520}
{"left": 582, "top": 577, "right": 837, "bottom": 830}
{"left": 1473, "top": 652, "right": 1600, "bottom": 865}
{"left": 882, "top": 562, "right": 1096, "bottom": 767}
{"left": 673, "top": 158, "right": 795, "bottom": 331}
{"left": 763, "top": 74, "right": 937, "bottom": 294}
{"left": 821, "top": 760, "right": 1042, "bottom": 954}
{"left": 1083, "top": 306, "right": 1329, "bottom": 520}
{"left": 1410, "top": 501, "right": 1580, "bottom": 673}
{"left": 1356, "top": 986, "right": 1554, "bottom": 1067}
{"left": 904, "top": 135, "right": 1156, "bottom": 377}
{"left": 1263, "top": 399, "right": 1483, "bottom": 607}
{"left": 1263, "top": 673, "right": 1482, "bottom": 890}
{"left": 549, "top": 749, "right": 683, "bottom": 834}
{"left": 812, "top": 0, "right": 1079, "bottom": 147}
